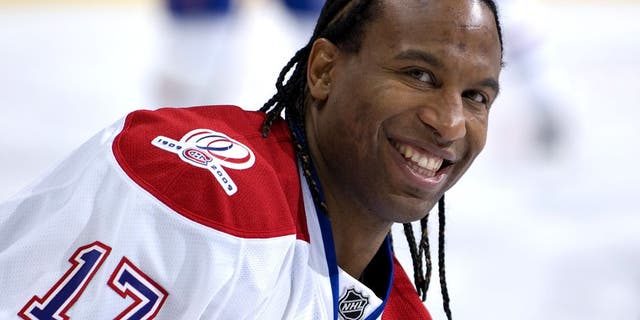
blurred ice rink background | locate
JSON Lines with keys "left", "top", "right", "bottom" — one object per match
{"left": 1, "top": 0, "right": 639, "bottom": 319}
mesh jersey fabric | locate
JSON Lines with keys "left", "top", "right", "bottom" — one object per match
{"left": 0, "top": 105, "right": 431, "bottom": 320}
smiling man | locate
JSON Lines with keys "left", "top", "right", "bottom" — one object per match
{"left": 0, "top": 0, "right": 502, "bottom": 319}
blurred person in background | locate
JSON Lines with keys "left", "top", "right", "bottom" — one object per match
{"left": 498, "top": 0, "right": 568, "bottom": 159}
{"left": 154, "top": 0, "right": 234, "bottom": 106}
{"left": 155, "top": 0, "right": 323, "bottom": 108}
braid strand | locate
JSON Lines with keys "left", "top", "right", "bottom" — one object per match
{"left": 438, "top": 195, "right": 452, "bottom": 320}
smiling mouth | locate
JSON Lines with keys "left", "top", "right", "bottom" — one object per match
{"left": 391, "top": 140, "right": 454, "bottom": 178}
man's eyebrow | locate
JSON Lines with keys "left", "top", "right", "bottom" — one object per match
{"left": 479, "top": 78, "right": 500, "bottom": 95}
{"left": 394, "top": 49, "right": 443, "bottom": 68}
{"left": 395, "top": 49, "right": 500, "bottom": 94}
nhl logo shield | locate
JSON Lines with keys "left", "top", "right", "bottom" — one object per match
{"left": 338, "top": 288, "right": 369, "bottom": 320}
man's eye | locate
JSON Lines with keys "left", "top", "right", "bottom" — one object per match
{"left": 408, "top": 69, "right": 434, "bottom": 84}
{"left": 463, "top": 90, "right": 488, "bottom": 104}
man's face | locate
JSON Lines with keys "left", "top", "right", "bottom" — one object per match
{"left": 307, "top": 0, "right": 502, "bottom": 223}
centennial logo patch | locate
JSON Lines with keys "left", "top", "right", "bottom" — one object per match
{"left": 152, "top": 129, "right": 255, "bottom": 196}
{"left": 338, "top": 288, "right": 369, "bottom": 320}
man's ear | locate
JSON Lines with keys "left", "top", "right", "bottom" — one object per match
{"left": 307, "top": 38, "right": 339, "bottom": 102}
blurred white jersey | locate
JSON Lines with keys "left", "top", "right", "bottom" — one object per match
{"left": 0, "top": 106, "right": 431, "bottom": 320}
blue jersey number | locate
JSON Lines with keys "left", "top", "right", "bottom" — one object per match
{"left": 19, "top": 242, "right": 111, "bottom": 320}
{"left": 19, "top": 242, "right": 168, "bottom": 320}
{"left": 108, "top": 257, "right": 169, "bottom": 320}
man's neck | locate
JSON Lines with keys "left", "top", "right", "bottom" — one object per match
{"left": 302, "top": 105, "right": 393, "bottom": 279}
{"left": 323, "top": 190, "right": 393, "bottom": 279}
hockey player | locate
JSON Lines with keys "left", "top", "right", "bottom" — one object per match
{"left": 0, "top": 0, "right": 503, "bottom": 319}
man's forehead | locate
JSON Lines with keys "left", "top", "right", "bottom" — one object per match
{"left": 380, "top": 0, "right": 491, "bottom": 26}
{"left": 374, "top": 0, "right": 498, "bottom": 47}
{"left": 367, "top": 0, "right": 502, "bottom": 74}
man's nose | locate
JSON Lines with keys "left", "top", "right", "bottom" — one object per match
{"left": 417, "top": 91, "right": 466, "bottom": 144}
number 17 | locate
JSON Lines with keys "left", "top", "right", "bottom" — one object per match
{"left": 19, "top": 242, "right": 168, "bottom": 320}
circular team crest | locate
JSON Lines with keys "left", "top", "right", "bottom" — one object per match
{"left": 151, "top": 128, "right": 256, "bottom": 196}
{"left": 182, "top": 129, "right": 255, "bottom": 170}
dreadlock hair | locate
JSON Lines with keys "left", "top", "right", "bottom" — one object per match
{"left": 260, "top": 1, "right": 504, "bottom": 319}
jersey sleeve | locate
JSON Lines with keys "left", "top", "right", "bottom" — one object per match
{"left": 112, "top": 105, "right": 306, "bottom": 240}
{"left": 0, "top": 106, "right": 307, "bottom": 319}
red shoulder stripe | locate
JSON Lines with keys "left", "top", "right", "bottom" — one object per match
{"left": 383, "top": 257, "right": 432, "bottom": 320}
{"left": 112, "top": 106, "right": 309, "bottom": 241}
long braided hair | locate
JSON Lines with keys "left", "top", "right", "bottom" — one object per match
{"left": 259, "top": 1, "right": 504, "bottom": 319}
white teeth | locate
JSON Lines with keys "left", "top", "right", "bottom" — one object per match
{"left": 404, "top": 146, "right": 413, "bottom": 158}
{"left": 418, "top": 157, "right": 429, "bottom": 168}
{"left": 393, "top": 141, "right": 444, "bottom": 173}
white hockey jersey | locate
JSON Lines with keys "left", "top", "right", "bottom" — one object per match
{"left": 0, "top": 106, "right": 432, "bottom": 320}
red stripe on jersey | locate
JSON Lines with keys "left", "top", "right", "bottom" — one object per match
{"left": 112, "top": 105, "right": 309, "bottom": 242}
{"left": 383, "top": 257, "right": 432, "bottom": 320}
